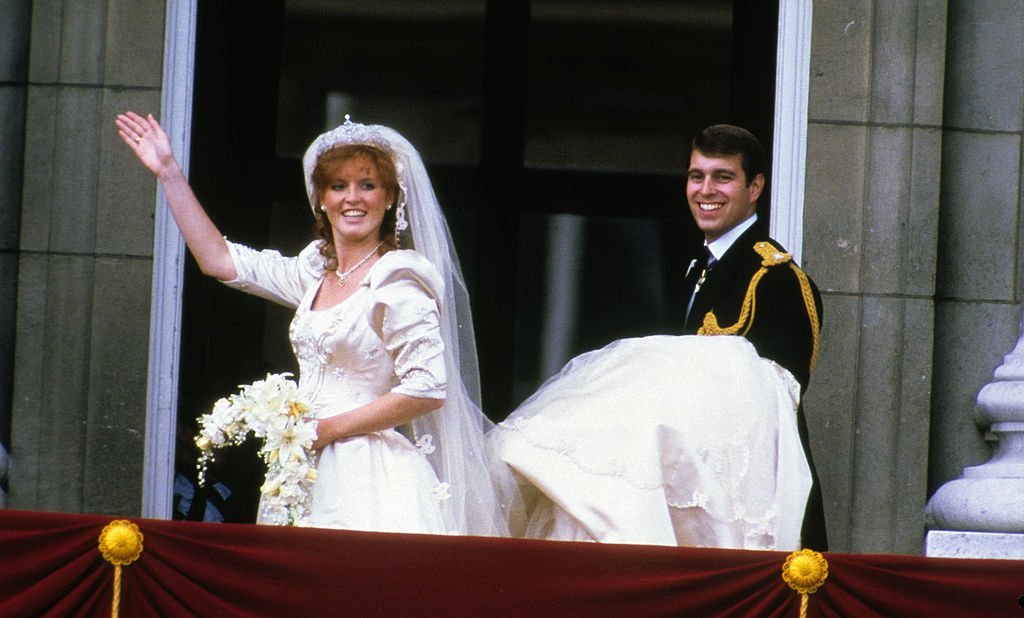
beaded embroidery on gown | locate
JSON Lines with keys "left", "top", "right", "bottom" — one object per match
{"left": 224, "top": 240, "right": 453, "bottom": 533}
{"left": 489, "top": 335, "right": 812, "bottom": 550}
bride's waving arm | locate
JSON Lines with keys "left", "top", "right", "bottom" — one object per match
{"left": 115, "top": 111, "right": 237, "bottom": 281}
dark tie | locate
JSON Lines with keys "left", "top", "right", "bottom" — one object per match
{"left": 697, "top": 246, "right": 716, "bottom": 285}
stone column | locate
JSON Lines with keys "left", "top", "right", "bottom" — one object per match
{"left": 8, "top": 1, "right": 165, "bottom": 515}
{"left": 802, "top": 1, "right": 947, "bottom": 553}
{"left": 926, "top": 313, "right": 1024, "bottom": 558}
{"left": 0, "top": 0, "right": 33, "bottom": 510}
{"left": 924, "top": 0, "right": 1024, "bottom": 560}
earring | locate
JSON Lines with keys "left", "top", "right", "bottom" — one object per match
{"left": 394, "top": 200, "right": 407, "bottom": 249}
{"left": 386, "top": 203, "right": 393, "bottom": 211}
{"left": 319, "top": 204, "right": 326, "bottom": 212}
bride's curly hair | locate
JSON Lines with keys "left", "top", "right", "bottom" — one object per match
{"left": 310, "top": 144, "right": 401, "bottom": 271}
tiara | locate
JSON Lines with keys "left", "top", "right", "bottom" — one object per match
{"left": 309, "top": 115, "right": 395, "bottom": 161}
{"left": 303, "top": 115, "right": 399, "bottom": 201}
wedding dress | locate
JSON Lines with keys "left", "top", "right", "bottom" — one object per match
{"left": 488, "top": 335, "right": 811, "bottom": 550}
{"left": 209, "top": 119, "right": 510, "bottom": 536}
{"left": 225, "top": 242, "right": 455, "bottom": 533}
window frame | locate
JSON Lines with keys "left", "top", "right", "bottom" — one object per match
{"left": 142, "top": 0, "right": 813, "bottom": 518}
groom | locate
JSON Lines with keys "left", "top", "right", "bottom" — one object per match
{"left": 675, "top": 124, "right": 828, "bottom": 551}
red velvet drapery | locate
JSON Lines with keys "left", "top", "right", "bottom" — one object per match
{"left": 0, "top": 509, "right": 1019, "bottom": 617}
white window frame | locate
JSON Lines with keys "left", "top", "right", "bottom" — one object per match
{"left": 141, "top": 0, "right": 813, "bottom": 518}
{"left": 770, "top": 0, "right": 813, "bottom": 264}
{"left": 141, "top": 0, "right": 196, "bottom": 518}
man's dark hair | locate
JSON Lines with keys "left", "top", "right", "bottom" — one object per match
{"left": 690, "top": 124, "right": 768, "bottom": 187}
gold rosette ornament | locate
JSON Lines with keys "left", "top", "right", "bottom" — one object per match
{"left": 782, "top": 548, "right": 828, "bottom": 618}
{"left": 98, "top": 520, "right": 144, "bottom": 618}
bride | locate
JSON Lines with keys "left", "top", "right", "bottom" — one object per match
{"left": 488, "top": 334, "right": 812, "bottom": 550}
{"left": 117, "top": 112, "right": 509, "bottom": 536}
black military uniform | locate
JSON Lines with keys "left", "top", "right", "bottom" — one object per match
{"left": 678, "top": 219, "right": 828, "bottom": 551}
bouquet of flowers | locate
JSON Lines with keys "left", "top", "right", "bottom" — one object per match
{"left": 195, "top": 372, "right": 318, "bottom": 526}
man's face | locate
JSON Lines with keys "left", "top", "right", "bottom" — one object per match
{"left": 686, "top": 150, "right": 763, "bottom": 242}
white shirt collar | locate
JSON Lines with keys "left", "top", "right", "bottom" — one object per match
{"left": 705, "top": 214, "right": 757, "bottom": 262}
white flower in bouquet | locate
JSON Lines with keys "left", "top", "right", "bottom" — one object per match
{"left": 194, "top": 372, "right": 317, "bottom": 526}
{"left": 197, "top": 396, "right": 244, "bottom": 449}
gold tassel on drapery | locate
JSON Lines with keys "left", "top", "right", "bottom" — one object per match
{"left": 782, "top": 548, "right": 828, "bottom": 618}
{"left": 98, "top": 520, "right": 144, "bottom": 618}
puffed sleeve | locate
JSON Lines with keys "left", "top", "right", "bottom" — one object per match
{"left": 220, "top": 240, "right": 323, "bottom": 308}
{"left": 368, "top": 250, "right": 447, "bottom": 400}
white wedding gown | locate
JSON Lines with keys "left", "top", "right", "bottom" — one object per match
{"left": 489, "top": 335, "right": 812, "bottom": 550}
{"left": 224, "top": 240, "right": 452, "bottom": 533}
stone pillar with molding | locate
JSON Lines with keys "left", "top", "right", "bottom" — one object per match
{"left": 925, "top": 310, "right": 1024, "bottom": 559}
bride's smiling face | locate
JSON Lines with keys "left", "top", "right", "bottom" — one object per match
{"left": 320, "top": 155, "right": 394, "bottom": 247}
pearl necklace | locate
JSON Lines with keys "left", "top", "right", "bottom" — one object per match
{"left": 336, "top": 241, "right": 384, "bottom": 288}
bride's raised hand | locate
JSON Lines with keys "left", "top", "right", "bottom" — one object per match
{"left": 115, "top": 110, "right": 235, "bottom": 280}
{"left": 115, "top": 111, "right": 177, "bottom": 177}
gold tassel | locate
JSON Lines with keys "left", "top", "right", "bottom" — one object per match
{"left": 698, "top": 242, "right": 821, "bottom": 374}
{"left": 782, "top": 548, "right": 828, "bottom": 618}
{"left": 98, "top": 520, "right": 144, "bottom": 618}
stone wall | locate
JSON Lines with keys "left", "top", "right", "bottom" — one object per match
{"left": 802, "top": 0, "right": 947, "bottom": 553}
{"left": 929, "top": 0, "right": 1024, "bottom": 506}
{"left": 804, "top": 0, "right": 1024, "bottom": 553}
{"left": 0, "top": 0, "right": 33, "bottom": 506}
{"left": 7, "top": 0, "right": 165, "bottom": 515}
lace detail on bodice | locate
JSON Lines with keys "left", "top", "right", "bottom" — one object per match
{"left": 224, "top": 241, "right": 465, "bottom": 531}
{"left": 289, "top": 287, "right": 388, "bottom": 414}
{"left": 283, "top": 251, "right": 446, "bottom": 419}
